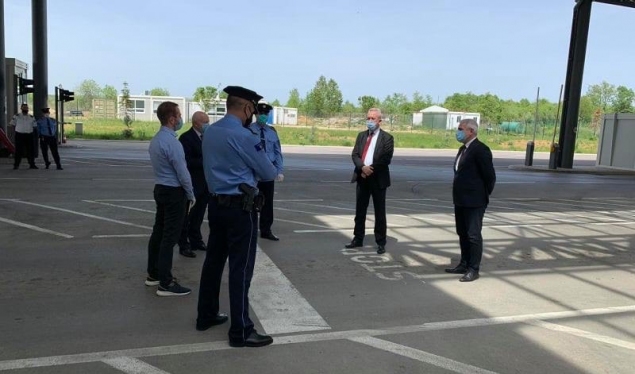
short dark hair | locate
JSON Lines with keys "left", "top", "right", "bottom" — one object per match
{"left": 156, "top": 101, "right": 179, "bottom": 125}
{"left": 226, "top": 95, "right": 246, "bottom": 110}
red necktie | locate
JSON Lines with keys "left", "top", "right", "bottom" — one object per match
{"left": 361, "top": 131, "right": 374, "bottom": 162}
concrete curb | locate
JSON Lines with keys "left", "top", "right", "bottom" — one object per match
{"left": 508, "top": 165, "right": 635, "bottom": 175}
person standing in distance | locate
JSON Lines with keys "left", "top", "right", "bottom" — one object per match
{"left": 249, "top": 100, "right": 284, "bottom": 241}
{"left": 37, "top": 107, "right": 63, "bottom": 170}
{"left": 345, "top": 108, "right": 394, "bottom": 255}
{"left": 177, "top": 111, "right": 211, "bottom": 258}
{"left": 146, "top": 101, "right": 195, "bottom": 296}
{"left": 9, "top": 103, "right": 38, "bottom": 170}
{"left": 197, "top": 86, "right": 277, "bottom": 348}
{"left": 445, "top": 118, "right": 496, "bottom": 282}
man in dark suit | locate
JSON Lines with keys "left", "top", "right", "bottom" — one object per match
{"left": 445, "top": 118, "right": 496, "bottom": 282}
{"left": 178, "top": 111, "right": 211, "bottom": 258}
{"left": 345, "top": 108, "right": 394, "bottom": 255}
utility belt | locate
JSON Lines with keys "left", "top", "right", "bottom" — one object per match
{"left": 212, "top": 183, "right": 264, "bottom": 212}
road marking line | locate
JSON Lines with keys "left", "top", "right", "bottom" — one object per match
{"left": 527, "top": 320, "right": 635, "bottom": 351}
{"left": 6, "top": 200, "right": 152, "bottom": 230}
{"left": 274, "top": 199, "right": 324, "bottom": 202}
{"left": 102, "top": 357, "right": 171, "bottom": 374}
{"left": 2, "top": 305, "right": 635, "bottom": 371}
{"left": 92, "top": 234, "right": 151, "bottom": 239}
{"left": 276, "top": 218, "right": 332, "bottom": 229}
{"left": 84, "top": 200, "right": 156, "bottom": 214}
{"left": 273, "top": 207, "right": 352, "bottom": 221}
{"left": 93, "top": 200, "right": 154, "bottom": 202}
{"left": 251, "top": 248, "right": 331, "bottom": 334}
{"left": 0, "top": 217, "right": 73, "bottom": 238}
{"left": 349, "top": 336, "right": 499, "bottom": 374}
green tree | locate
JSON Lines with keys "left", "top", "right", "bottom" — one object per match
{"left": 586, "top": 81, "right": 616, "bottom": 112}
{"left": 325, "top": 79, "right": 343, "bottom": 114}
{"left": 304, "top": 76, "right": 343, "bottom": 116}
{"left": 192, "top": 86, "right": 218, "bottom": 113}
{"left": 382, "top": 93, "right": 410, "bottom": 114}
{"left": 149, "top": 87, "right": 170, "bottom": 96}
{"left": 271, "top": 99, "right": 281, "bottom": 107}
{"left": 286, "top": 88, "right": 302, "bottom": 108}
{"left": 443, "top": 92, "right": 480, "bottom": 112}
{"left": 342, "top": 100, "right": 356, "bottom": 113}
{"left": 612, "top": 85, "right": 635, "bottom": 113}
{"left": 477, "top": 93, "right": 502, "bottom": 125}
{"left": 75, "top": 79, "right": 102, "bottom": 110}
{"left": 411, "top": 92, "right": 433, "bottom": 111}
{"left": 102, "top": 85, "right": 118, "bottom": 101}
{"left": 358, "top": 95, "right": 380, "bottom": 113}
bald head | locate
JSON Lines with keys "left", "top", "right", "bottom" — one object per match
{"left": 191, "top": 111, "right": 209, "bottom": 132}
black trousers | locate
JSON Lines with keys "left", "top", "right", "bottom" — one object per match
{"left": 147, "top": 185, "right": 187, "bottom": 287}
{"left": 197, "top": 199, "right": 258, "bottom": 342}
{"left": 454, "top": 205, "right": 486, "bottom": 272}
{"left": 353, "top": 180, "right": 387, "bottom": 246}
{"left": 179, "top": 190, "right": 210, "bottom": 249}
{"left": 14, "top": 132, "right": 36, "bottom": 168}
{"left": 40, "top": 136, "right": 61, "bottom": 167}
{"left": 257, "top": 180, "right": 275, "bottom": 234}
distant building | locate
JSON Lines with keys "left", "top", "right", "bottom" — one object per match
{"left": 412, "top": 105, "right": 481, "bottom": 130}
{"left": 118, "top": 95, "right": 298, "bottom": 125}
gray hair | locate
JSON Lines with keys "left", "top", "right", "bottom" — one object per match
{"left": 368, "top": 107, "right": 383, "bottom": 120}
{"left": 460, "top": 118, "right": 478, "bottom": 134}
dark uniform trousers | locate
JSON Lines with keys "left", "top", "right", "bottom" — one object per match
{"left": 353, "top": 178, "right": 387, "bottom": 246}
{"left": 257, "top": 180, "right": 275, "bottom": 234}
{"left": 454, "top": 205, "right": 486, "bottom": 271}
{"left": 14, "top": 132, "right": 36, "bottom": 168}
{"left": 179, "top": 190, "right": 210, "bottom": 249}
{"left": 40, "top": 136, "right": 61, "bottom": 167}
{"left": 147, "top": 185, "right": 187, "bottom": 287}
{"left": 198, "top": 198, "right": 258, "bottom": 342}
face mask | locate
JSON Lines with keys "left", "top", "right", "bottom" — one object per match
{"left": 175, "top": 117, "right": 183, "bottom": 131}
{"left": 456, "top": 130, "right": 466, "bottom": 143}
{"left": 201, "top": 123, "right": 210, "bottom": 134}
{"left": 367, "top": 120, "right": 377, "bottom": 132}
{"left": 257, "top": 114, "right": 268, "bottom": 126}
{"left": 243, "top": 107, "right": 255, "bottom": 127}
{"left": 21, "top": 109, "right": 28, "bottom": 114}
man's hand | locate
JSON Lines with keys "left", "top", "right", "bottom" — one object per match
{"left": 361, "top": 165, "right": 374, "bottom": 177}
{"left": 276, "top": 174, "right": 284, "bottom": 182}
{"left": 189, "top": 198, "right": 196, "bottom": 209}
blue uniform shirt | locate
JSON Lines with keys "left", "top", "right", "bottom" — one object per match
{"left": 248, "top": 122, "right": 284, "bottom": 178}
{"left": 203, "top": 114, "right": 277, "bottom": 195}
{"left": 149, "top": 126, "right": 194, "bottom": 200}
{"left": 37, "top": 117, "right": 57, "bottom": 137}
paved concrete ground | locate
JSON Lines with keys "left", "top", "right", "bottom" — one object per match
{"left": 1, "top": 139, "right": 634, "bottom": 374}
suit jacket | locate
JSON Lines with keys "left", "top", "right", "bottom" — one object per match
{"left": 351, "top": 129, "right": 394, "bottom": 189}
{"left": 452, "top": 138, "right": 496, "bottom": 207}
{"left": 179, "top": 127, "right": 208, "bottom": 196}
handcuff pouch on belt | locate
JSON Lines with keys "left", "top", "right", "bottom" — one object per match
{"left": 239, "top": 183, "right": 264, "bottom": 213}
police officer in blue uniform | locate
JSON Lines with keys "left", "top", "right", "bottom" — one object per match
{"left": 197, "top": 86, "right": 278, "bottom": 348}
{"left": 249, "top": 101, "right": 284, "bottom": 241}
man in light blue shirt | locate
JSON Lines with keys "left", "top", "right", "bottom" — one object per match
{"left": 197, "top": 85, "right": 277, "bottom": 348}
{"left": 249, "top": 101, "right": 284, "bottom": 241}
{"left": 146, "top": 101, "right": 195, "bottom": 297}
{"left": 36, "top": 107, "right": 62, "bottom": 170}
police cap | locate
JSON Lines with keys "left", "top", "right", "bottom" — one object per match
{"left": 257, "top": 100, "right": 273, "bottom": 114}
{"left": 223, "top": 86, "right": 263, "bottom": 105}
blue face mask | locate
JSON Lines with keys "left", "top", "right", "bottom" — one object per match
{"left": 257, "top": 114, "right": 268, "bottom": 126}
{"left": 456, "top": 129, "right": 466, "bottom": 143}
{"left": 175, "top": 117, "right": 183, "bottom": 131}
{"left": 366, "top": 120, "right": 377, "bottom": 132}
{"left": 201, "top": 123, "right": 210, "bottom": 134}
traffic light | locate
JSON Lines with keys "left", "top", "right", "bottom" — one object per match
{"left": 17, "top": 77, "right": 34, "bottom": 95}
{"left": 60, "top": 89, "right": 74, "bottom": 102}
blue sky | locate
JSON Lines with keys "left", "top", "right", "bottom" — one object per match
{"left": 4, "top": 0, "right": 634, "bottom": 104}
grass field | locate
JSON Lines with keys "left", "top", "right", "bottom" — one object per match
{"left": 63, "top": 118, "right": 600, "bottom": 153}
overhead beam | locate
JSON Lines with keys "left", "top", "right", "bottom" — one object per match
{"left": 594, "top": 0, "right": 635, "bottom": 8}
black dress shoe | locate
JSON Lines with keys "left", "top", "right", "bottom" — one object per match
{"left": 196, "top": 313, "right": 229, "bottom": 331}
{"left": 344, "top": 240, "right": 363, "bottom": 249}
{"left": 377, "top": 245, "right": 386, "bottom": 254}
{"left": 45, "top": 162, "right": 51, "bottom": 169}
{"left": 261, "top": 232, "right": 279, "bottom": 241}
{"left": 193, "top": 244, "right": 207, "bottom": 251}
{"left": 459, "top": 270, "right": 480, "bottom": 282}
{"left": 229, "top": 330, "right": 273, "bottom": 348}
{"left": 29, "top": 165, "right": 38, "bottom": 169}
{"left": 56, "top": 166, "right": 63, "bottom": 170}
{"left": 179, "top": 248, "right": 196, "bottom": 258}
{"left": 445, "top": 265, "right": 468, "bottom": 274}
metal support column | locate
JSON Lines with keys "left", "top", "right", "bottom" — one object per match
{"left": 32, "top": 0, "right": 48, "bottom": 120}
{"left": 0, "top": 0, "right": 6, "bottom": 132}
{"left": 558, "top": 0, "right": 592, "bottom": 169}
